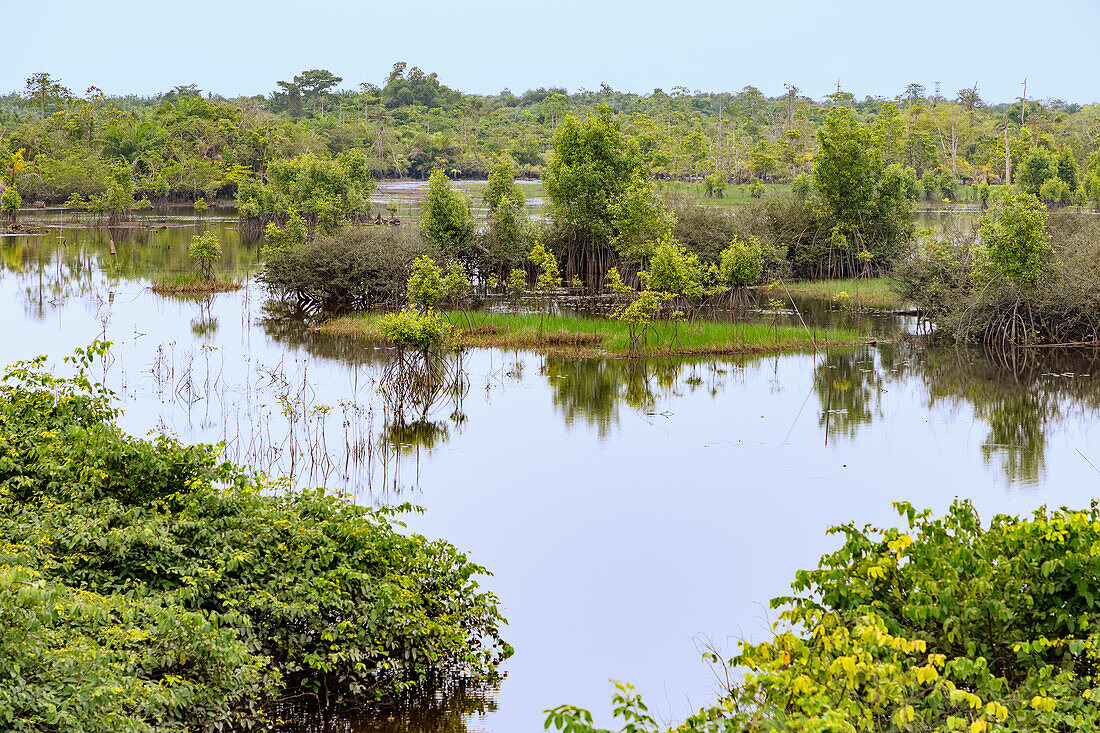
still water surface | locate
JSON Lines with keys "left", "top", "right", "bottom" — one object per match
{"left": 3, "top": 216, "right": 1100, "bottom": 731}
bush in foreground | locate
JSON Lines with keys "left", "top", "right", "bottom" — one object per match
{"left": 0, "top": 345, "right": 508, "bottom": 731}
{"left": 548, "top": 500, "right": 1100, "bottom": 732}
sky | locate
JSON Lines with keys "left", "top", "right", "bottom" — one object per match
{"left": 2, "top": 0, "right": 1098, "bottom": 104}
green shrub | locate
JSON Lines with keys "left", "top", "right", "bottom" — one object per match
{"left": 718, "top": 235, "right": 766, "bottom": 287}
{"left": 790, "top": 172, "right": 812, "bottom": 198}
{"left": 1, "top": 185, "right": 19, "bottom": 222}
{"left": 548, "top": 500, "right": 1100, "bottom": 732}
{"left": 748, "top": 180, "right": 765, "bottom": 199}
{"left": 262, "top": 226, "right": 439, "bottom": 307}
{"left": 978, "top": 189, "right": 1052, "bottom": 288}
{"left": 188, "top": 231, "right": 221, "bottom": 280}
{"left": 1039, "top": 177, "right": 1073, "bottom": 207}
{"left": 703, "top": 172, "right": 727, "bottom": 198}
{"left": 0, "top": 347, "right": 506, "bottom": 730}
{"left": 377, "top": 308, "right": 454, "bottom": 350}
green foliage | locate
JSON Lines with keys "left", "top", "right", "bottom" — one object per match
{"left": 406, "top": 255, "right": 469, "bottom": 311}
{"left": 193, "top": 196, "right": 207, "bottom": 215}
{"left": 1017, "top": 148, "right": 1056, "bottom": 197}
{"left": 237, "top": 151, "right": 375, "bottom": 234}
{"left": 612, "top": 289, "right": 668, "bottom": 353}
{"left": 545, "top": 104, "right": 652, "bottom": 263}
{"left": 262, "top": 226, "right": 439, "bottom": 307}
{"left": 1085, "top": 172, "right": 1100, "bottom": 207}
{"left": 0, "top": 347, "right": 506, "bottom": 730}
{"left": 420, "top": 169, "right": 474, "bottom": 258}
{"left": 1039, "top": 177, "right": 1073, "bottom": 207}
{"left": 790, "top": 172, "right": 811, "bottom": 198}
{"left": 528, "top": 240, "right": 562, "bottom": 292}
{"left": 1055, "top": 148, "right": 1080, "bottom": 190}
{"left": 748, "top": 180, "right": 765, "bottom": 199}
{"left": 703, "top": 172, "right": 727, "bottom": 198}
{"left": 262, "top": 210, "right": 308, "bottom": 255}
{"left": 811, "top": 107, "right": 914, "bottom": 273}
{"left": 407, "top": 255, "right": 446, "bottom": 310}
{"left": 1, "top": 185, "right": 19, "bottom": 221}
{"left": 377, "top": 307, "right": 454, "bottom": 351}
{"left": 718, "top": 235, "right": 767, "bottom": 287}
{"left": 546, "top": 501, "right": 1100, "bottom": 732}
{"left": 480, "top": 191, "right": 535, "bottom": 278}
{"left": 507, "top": 268, "right": 528, "bottom": 292}
{"left": 977, "top": 189, "right": 1052, "bottom": 287}
{"left": 484, "top": 155, "right": 525, "bottom": 212}
{"left": 644, "top": 239, "right": 710, "bottom": 297}
{"left": 188, "top": 231, "right": 221, "bottom": 280}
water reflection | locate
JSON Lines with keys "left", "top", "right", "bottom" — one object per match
{"left": 276, "top": 677, "right": 501, "bottom": 733}
{"left": 9, "top": 215, "right": 1100, "bottom": 732}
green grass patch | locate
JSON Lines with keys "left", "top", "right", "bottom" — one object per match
{"left": 770, "top": 277, "right": 909, "bottom": 309}
{"left": 149, "top": 273, "right": 243, "bottom": 295}
{"left": 319, "top": 309, "right": 871, "bottom": 357}
{"left": 656, "top": 180, "right": 793, "bottom": 206}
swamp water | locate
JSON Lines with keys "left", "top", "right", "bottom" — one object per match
{"left": 4, "top": 215, "right": 1100, "bottom": 732}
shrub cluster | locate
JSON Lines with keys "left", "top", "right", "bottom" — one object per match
{"left": 895, "top": 196, "right": 1100, "bottom": 346}
{"left": 0, "top": 346, "right": 508, "bottom": 731}
{"left": 261, "top": 226, "right": 439, "bottom": 308}
{"left": 549, "top": 500, "right": 1100, "bottom": 732}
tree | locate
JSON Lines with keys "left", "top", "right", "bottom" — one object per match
{"left": 545, "top": 104, "right": 651, "bottom": 271}
{"left": 812, "top": 106, "right": 914, "bottom": 272}
{"left": 293, "top": 69, "right": 343, "bottom": 117}
{"left": 1016, "top": 148, "right": 1056, "bottom": 197}
{"left": 23, "top": 72, "right": 71, "bottom": 119}
{"left": 189, "top": 231, "right": 221, "bottom": 281}
{"left": 420, "top": 168, "right": 474, "bottom": 258}
{"left": 1, "top": 184, "right": 19, "bottom": 225}
{"left": 1055, "top": 147, "right": 1079, "bottom": 189}
{"left": 977, "top": 189, "right": 1051, "bottom": 287}
{"left": 484, "top": 155, "right": 524, "bottom": 212}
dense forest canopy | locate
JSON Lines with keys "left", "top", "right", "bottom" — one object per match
{"left": 1, "top": 65, "right": 1099, "bottom": 205}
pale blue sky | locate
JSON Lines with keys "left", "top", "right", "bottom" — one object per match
{"left": 2, "top": 0, "right": 1097, "bottom": 103}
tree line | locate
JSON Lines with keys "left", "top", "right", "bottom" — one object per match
{"left": 2, "top": 66, "right": 1100, "bottom": 206}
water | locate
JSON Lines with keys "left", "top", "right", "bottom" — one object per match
{"left": 4, "top": 216, "right": 1100, "bottom": 731}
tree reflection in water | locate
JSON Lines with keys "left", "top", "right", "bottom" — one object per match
{"left": 273, "top": 675, "right": 501, "bottom": 733}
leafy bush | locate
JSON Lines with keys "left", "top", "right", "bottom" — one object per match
{"left": 644, "top": 239, "right": 709, "bottom": 297}
{"left": 790, "top": 172, "right": 812, "bottom": 198}
{"left": 377, "top": 308, "right": 454, "bottom": 350}
{"left": 262, "top": 226, "right": 439, "bottom": 307}
{"left": 718, "top": 235, "right": 767, "bottom": 287}
{"left": 547, "top": 501, "right": 1100, "bottom": 732}
{"left": 748, "top": 180, "right": 765, "bottom": 199}
{"left": 1, "top": 184, "right": 19, "bottom": 223}
{"left": 237, "top": 151, "right": 374, "bottom": 234}
{"left": 0, "top": 347, "right": 507, "bottom": 730}
{"left": 188, "top": 230, "right": 221, "bottom": 280}
{"left": 703, "top": 172, "right": 727, "bottom": 198}
{"left": 1039, "top": 177, "right": 1073, "bottom": 207}
{"left": 977, "top": 189, "right": 1052, "bottom": 288}
{"left": 420, "top": 169, "right": 475, "bottom": 258}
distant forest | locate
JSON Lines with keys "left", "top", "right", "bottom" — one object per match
{"left": 1, "top": 63, "right": 1098, "bottom": 203}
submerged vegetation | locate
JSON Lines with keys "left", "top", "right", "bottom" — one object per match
{"left": 0, "top": 345, "right": 508, "bottom": 731}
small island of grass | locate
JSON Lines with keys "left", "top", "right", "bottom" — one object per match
{"left": 318, "top": 309, "right": 870, "bottom": 357}
{"left": 149, "top": 272, "right": 244, "bottom": 294}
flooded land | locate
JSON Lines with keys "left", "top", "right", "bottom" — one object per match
{"left": 5, "top": 212, "right": 1100, "bottom": 731}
